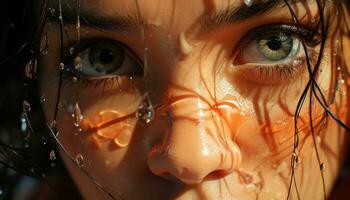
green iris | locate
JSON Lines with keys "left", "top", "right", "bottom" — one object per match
{"left": 257, "top": 33, "right": 294, "bottom": 61}
{"left": 89, "top": 43, "right": 125, "bottom": 74}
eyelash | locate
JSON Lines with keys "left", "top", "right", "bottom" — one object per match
{"left": 61, "top": 23, "right": 320, "bottom": 88}
{"left": 61, "top": 39, "right": 141, "bottom": 89}
{"left": 233, "top": 24, "right": 320, "bottom": 84}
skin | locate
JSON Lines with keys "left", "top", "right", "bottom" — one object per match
{"left": 38, "top": 0, "right": 349, "bottom": 199}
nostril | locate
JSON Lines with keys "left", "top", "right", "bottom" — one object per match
{"left": 205, "top": 170, "right": 231, "bottom": 180}
{"left": 159, "top": 172, "right": 180, "bottom": 182}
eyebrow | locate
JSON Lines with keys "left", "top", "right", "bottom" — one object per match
{"left": 203, "top": 0, "right": 286, "bottom": 30}
{"left": 48, "top": 0, "right": 287, "bottom": 33}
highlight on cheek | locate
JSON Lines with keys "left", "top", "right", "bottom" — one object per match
{"left": 81, "top": 110, "right": 136, "bottom": 148}
{"left": 215, "top": 95, "right": 246, "bottom": 138}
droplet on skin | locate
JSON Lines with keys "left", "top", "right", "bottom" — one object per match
{"left": 243, "top": 0, "right": 254, "bottom": 7}
{"left": 75, "top": 153, "right": 85, "bottom": 167}
{"left": 40, "top": 95, "right": 46, "bottom": 103}
{"left": 73, "top": 103, "right": 83, "bottom": 127}
{"left": 69, "top": 47, "right": 76, "bottom": 55}
{"left": 50, "top": 120, "right": 59, "bottom": 136}
{"left": 137, "top": 94, "right": 154, "bottom": 124}
{"left": 72, "top": 76, "right": 78, "bottom": 83}
{"left": 23, "top": 100, "right": 31, "bottom": 112}
{"left": 20, "top": 114, "right": 27, "bottom": 132}
{"left": 59, "top": 63, "right": 65, "bottom": 70}
{"left": 179, "top": 32, "right": 193, "bottom": 56}
{"left": 74, "top": 56, "right": 82, "bottom": 70}
{"left": 238, "top": 170, "right": 253, "bottom": 184}
{"left": 320, "top": 163, "right": 325, "bottom": 171}
{"left": 25, "top": 59, "right": 36, "bottom": 79}
{"left": 49, "top": 150, "right": 56, "bottom": 160}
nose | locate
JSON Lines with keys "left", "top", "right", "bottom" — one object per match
{"left": 147, "top": 94, "right": 242, "bottom": 185}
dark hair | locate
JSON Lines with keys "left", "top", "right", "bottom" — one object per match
{"left": 0, "top": 0, "right": 349, "bottom": 200}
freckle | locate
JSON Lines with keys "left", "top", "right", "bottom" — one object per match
{"left": 179, "top": 32, "right": 193, "bottom": 56}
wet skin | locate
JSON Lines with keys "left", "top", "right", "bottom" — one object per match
{"left": 39, "top": 0, "right": 349, "bottom": 199}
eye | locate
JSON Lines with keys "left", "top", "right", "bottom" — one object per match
{"left": 236, "top": 32, "right": 301, "bottom": 65}
{"left": 69, "top": 38, "right": 143, "bottom": 79}
{"left": 257, "top": 33, "right": 300, "bottom": 61}
{"left": 231, "top": 24, "right": 318, "bottom": 85}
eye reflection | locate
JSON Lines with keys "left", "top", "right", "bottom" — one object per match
{"left": 257, "top": 32, "right": 298, "bottom": 61}
{"left": 89, "top": 43, "right": 125, "bottom": 74}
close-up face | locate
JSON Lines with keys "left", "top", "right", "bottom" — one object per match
{"left": 37, "top": 0, "right": 350, "bottom": 199}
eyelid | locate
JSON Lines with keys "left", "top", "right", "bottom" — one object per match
{"left": 62, "top": 37, "right": 143, "bottom": 69}
{"left": 232, "top": 23, "right": 320, "bottom": 59}
{"left": 61, "top": 37, "right": 143, "bottom": 90}
{"left": 229, "top": 23, "right": 320, "bottom": 85}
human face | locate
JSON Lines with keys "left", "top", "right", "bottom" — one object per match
{"left": 39, "top": 0, "right": 348, "bottom": 199}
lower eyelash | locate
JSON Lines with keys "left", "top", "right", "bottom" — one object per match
{"left": 248, "top": 57, "right": 307, "bottom": 84}
{"left": 232, "top": 49, "right": 318, "bottom": 86}
{"left": 61, "top": 66, "right": 125, "bottom": 90}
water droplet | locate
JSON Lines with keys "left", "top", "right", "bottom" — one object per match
{"left": 59, "top": 63, "right": 65, "bottom": 70}
{"left": 48, "top": 7, "right": 56, "bottom": 17}
{"left": 244, "top": 0, "right": 254, "bottom": 7}
{"left": 75, "top": 154, "right": 84, "bottom": 167}
{"left": 41, "top": 49, "right": 49, "bottom": 56}
{"left": 50, "top": 120, "right": 59, "bottom": 136}
{"left": 73, "top": 103, "right": 83, "bottom": 127}
{"left": 41, "top": 137, "right": 47, "bottom": 145}
{"left": 69, "top": 47, "right": 76, "bottom": 55}
{"left": 333, "top": 40, "right": 339, "bottom": 56}
{"left": 40, "top": 95, "right": 46, "bottom": 103}
{"left": 137, "top": 93, "right": 154, "bottom": 124}
{"left": 320, "top": 163, "right": 325, "bottom": 171}
{"left": 72, "top": 76, "right": 78, "bottom": 83}
{"left": 292, "top": 151, "right": 300, "bottom": 165}
{"left": 74, "top": 56, "right": 82, "bottom": 70}
{"left": 49, "top": 150, "right": 56, "bottom": 160}
{"left": 25, "top": 59, "right": 35, "bottom": 79}
{"left": 23, "top": 100, "right": 31, "bottom": 112}
{"left": 238, "top": 171, "right": 253, "bottom": 184}
{"left": 20, "top": 114, "right": 27, "bottom": 132}
{"left": 40, "top": 32, "right": 49, "bottom": 55}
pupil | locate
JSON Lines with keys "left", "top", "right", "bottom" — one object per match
{"left": 267, "top": 36, "right": 282, "bottom": 51}
{"left": 99, "top": 49, "right": 115, "bottom": 64}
